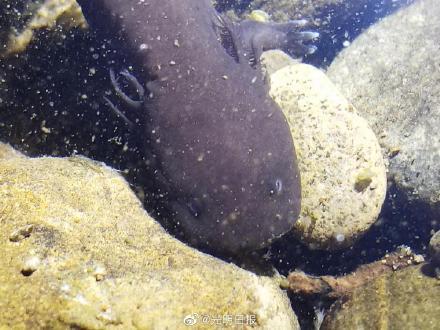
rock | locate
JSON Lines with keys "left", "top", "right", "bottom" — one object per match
{"left": 269, "top": 63, "right": 386, "bottom": 250}
{"left": 245, "top": 0, "right": 411, "bottom": 22}
{"left": 261, "top": 50, "right": 300, "bottom": 77}
{"left": 247, "top": 0, "right": 342, "bottom": 20}
{"left": 1, "top": 0, "right": 85, "bottom": 58}
{"left": 0, "top": 144, "right": 299, "bottom": 329}
{"left": 321, "top": 264, "right": 440, "bottom": 329}
{"left": 0, "top": 142, "right": 25, "bottom": 159}
{"left": 429, "top": 230, "right": 440, "bottom": 267}
{"left": 327, "top": 0, "right": 440, "bottom": 215}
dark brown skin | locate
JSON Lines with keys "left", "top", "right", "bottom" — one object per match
{"left": 76, "top": 0, "right": 310, "bottom": 255}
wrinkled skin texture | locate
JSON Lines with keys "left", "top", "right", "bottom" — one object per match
{"left": 76, "top": 0, "right": 303, "bottom": 254}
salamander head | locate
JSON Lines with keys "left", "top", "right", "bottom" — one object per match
{"left": 163, "top": 102, "right": 301, "bottom": 255}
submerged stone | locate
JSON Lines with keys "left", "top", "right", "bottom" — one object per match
{"left": 322, "top": 264, "right": 440, "bottom": 329}
{"left": 268, "top": 62, "right": 387, "bottom": 250}
{"left": 327, "top": 0, "right": 440, "bottom": 218}
{"left": 0, "top": 143, "right": 299, "bottom": 329}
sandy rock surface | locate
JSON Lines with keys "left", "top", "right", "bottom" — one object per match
{"left": 322, "top": 264, "right": 440, "bottom": 329}
{"left": 269, "top": 62, "right": 386, "bottom": 250}
{"left": 0, "top": 144, "right": 298, "bottom": 329}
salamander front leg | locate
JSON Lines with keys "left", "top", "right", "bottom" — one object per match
{"left": 238, "top": 18, "right": 319, "bottom": 64}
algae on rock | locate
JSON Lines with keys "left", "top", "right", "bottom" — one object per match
{"left": 0, "top": 144, "right": 298, "bottom": 329}
{"left": 322, "top": 264, "right": 440, "bottom": 329}
{"left": 1, "top": 0, "right": 86, "bottom": 58}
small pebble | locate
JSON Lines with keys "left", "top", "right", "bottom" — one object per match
{"left": 413, "top": 254, "right": 425, "bottom": 264}
{"left": 21, "top": 256, "right": 41, "bottom": 276}
{"left": 93, "top": 265, "right": 107, "bottom": 281}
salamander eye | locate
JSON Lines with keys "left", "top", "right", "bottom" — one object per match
{"left": 187, "top": 198, "right": 203, "bottom": 218}
{"left": 269, "top": 178, "right": 283, "bottom": 196}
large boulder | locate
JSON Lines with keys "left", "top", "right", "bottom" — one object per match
{"left": 327, "top": 0, "right": 440, "bottom": 218}
{"left": 322, "top": 264, "right": 440, "bottom": 329}
{"left": 269, "top": 62, "right": 386, "bottom": 250}
{"left": 0, "top": 143, "right": 298, "bottom": 329}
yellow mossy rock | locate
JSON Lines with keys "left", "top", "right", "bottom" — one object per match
{"left": 322, "top": 264, "right": 440, "bottom": 329}
{"left": 0, "top": 144, "right": 298, "bottom": 329}
{"left": 1, "top": 0, "right": 86, "bottom": 58}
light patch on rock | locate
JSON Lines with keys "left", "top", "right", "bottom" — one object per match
{"left": 261, "top": 50, "right": 300, "bottom": 77}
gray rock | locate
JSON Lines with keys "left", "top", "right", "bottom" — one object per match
{"left": 429, "top": 230, "right": 440, "bottom": 267}
{"left": 327, "top": 0, "right": 440, "bottom": 215}
{"left": 245, "top": 0, "right": 412, "bottom": 22}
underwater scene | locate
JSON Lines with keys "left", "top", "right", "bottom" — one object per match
{"left": 0, "top": 0, "right": 439, "bottom": 329}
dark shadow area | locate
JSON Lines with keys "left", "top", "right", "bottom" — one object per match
{"left": 0, "top": 25, "right": 167, "bottom": 239}
{"left": 289, "top": 292, "right": 338, "bottom": 330}
{"left": 421, "top": 262, "right": 440, "bottom": 278}
{"left": 306, "top": 0, "right": 414, "bottom": 67}
{"left": 215, "top": 0, "right": 253, "bottom": 12}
